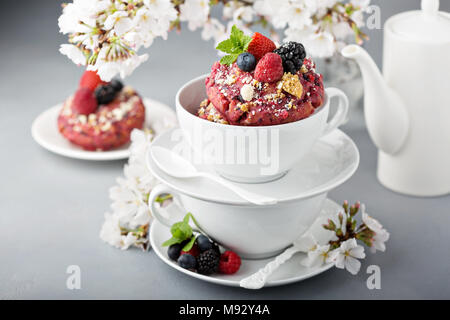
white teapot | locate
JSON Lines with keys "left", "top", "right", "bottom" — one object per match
{"left": 342, "top": 0, "right": 450, "bottom": 197}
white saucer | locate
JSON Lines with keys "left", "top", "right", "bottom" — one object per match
{"left": 31, "top": 98, "right": 177, "bottom": 161}
{"left": 150, "top": 198, "right": 339, "bottom": 288}
{"left": 147, "top": 128, "right": 359, "bottom": 206}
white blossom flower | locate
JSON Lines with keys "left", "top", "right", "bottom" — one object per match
{"left": 100, "top": 212, "right": 137, "bottom": 250}
{"left": 100, "top": 212, "right": 122, "bottom": 247}
{"left": 305, "top": 31, "right": 336, "bottom": 58}
{"left": 124, "top": 161, "right": 158, "bottom": 194}
{"left": 332, "top": 21, "right": 354, "bottom": 40}
{"left": 301, "top": 244, "right": 331, "bottom": 268}
{"left": 306, "top": 0, "right": 338, "bottom": 15}
{"left": 371, "top": 229, "right": 390, "bottom": 253}
{"left": 253, "top": 0, "right": 282, "bottom": 19}
{"left": 129, "top": 128, "right": 154, "bottom": 163}
{"left": 59, "top": 44, "right": 86, "bottom": 66}
{"left": 121, "top": 232, "right": 139, "bottom": 250}
{"left": 109, "top": 181, "right": 150, "bottom": 229}
{"left": 296, "top": 233, "right": 319, "bottom": 253}
{"left": 362, "top": 206, "right": 390, "bottom": 253}
{"left": 179, "top": 0, "right": 210, "bottom": 31}
{"left": 104, "top": 11, "right": 133, "bottom": 36}
{"left": 58, "top": 0, "right": 109, "bottom": 33}
{"left": 88, "top": 49, "right": 149, "bottom": 81}
{"left": 351, "top": 0, "right": 371, "bottom": 9}
{"left": 283, "top": 3, "right": 313, "bottom": 30}
{"left": 329, "top": 238, "right": 366, "bottom": 275}
{"left": 233, "top": 6, "right": 255, "bottom": 23}
{"left": 201, "top": 18, "right": 226, "bottom": 43}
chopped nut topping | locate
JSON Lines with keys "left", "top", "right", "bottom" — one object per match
{"left": 78, "top": 115, "right": 87, "bottom": 124}
{"left": 239, "top": 103, "right": 249, "bottom": 112}
{"left": 300, "top": 65, "right": 308, "bottom": 74}
{"left": 281, "top": 73, "right": 303, "bottom": 98}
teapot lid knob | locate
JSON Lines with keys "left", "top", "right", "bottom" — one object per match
{"left": 422, "top": 0, "right": 439, "bottom": 17}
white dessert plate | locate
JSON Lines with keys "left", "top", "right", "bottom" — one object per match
{"left": 150, "top": 198, "right": 339, "bottom": 288}
{"left": 31, "top": 98, "right": 177, "bottom": 161}
{"left": 147, "top": 128, "right": 359, "bottom": 205}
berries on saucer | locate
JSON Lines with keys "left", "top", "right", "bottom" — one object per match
{"left": 71, "top": 88, "right": 97, "bottom": 115}
{"left": 197, "top": 249, "right": 220, "bottom": 275}
{"left": 274, "top": 41, "right": 307, "bottom": 74}
{"left": 219, "top": 251, "right": 241, "bottom": 274}
{"left": 196, "top": 234, "right": 213, "bottom": 252}
{"left": 168, "top": 243, "right": 183, "bottom": 261}
{"left": 254, "top": 52, "right": 284, "bottom": 83}
{"left": 237, "top": 52, "right": 256, "bottom": 72}
{"left": 178, "top": 253, "right": 197, "bottom": 270}
{"left": 247, "top": 32, "right": 276, "bottom": 61}
{"left": 181, "top": 243, "right": 200, "bottom": 257}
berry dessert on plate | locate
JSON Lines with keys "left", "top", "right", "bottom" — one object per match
{"left": 198, "top": 26, "right": 325, "bottom": 126}
{"left": 58, "top": 71, "right": 145, "bottom": 151}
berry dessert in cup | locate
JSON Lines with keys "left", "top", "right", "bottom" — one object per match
{"left": 58, "top": 71, "right": 145, "bottom": 151}
{"left": 176, "top": 26, "right": 349, "bottom": 183}
{"left": 198, "top": 29, "right": 325, "bottom": 126}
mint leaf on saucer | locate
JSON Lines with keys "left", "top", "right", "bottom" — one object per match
{"left": 216, "top": 25, "right": 252, "bottom": 65}
{"left": 182, "top": 236, "right": 197, "bottom": 252}
{"left": 162, "top": 213, "right": 196, "bottom": 247}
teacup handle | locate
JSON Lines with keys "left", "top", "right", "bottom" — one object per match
{"left": 148, "top": 184, "right": 202, "bottom": 233}
{"left": 322, "top": 87, "right": 349, "bottom": 136}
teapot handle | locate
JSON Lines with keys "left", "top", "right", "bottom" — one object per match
{"left": 322, "top": 87, "right": 350, "bottom": 137}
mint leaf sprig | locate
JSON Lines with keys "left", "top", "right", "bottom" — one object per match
{"left": 216, "top": 25, "right": 252, "bottom": 65}
{"left": 162, "top": 213, "right": 197, "bottom": 252}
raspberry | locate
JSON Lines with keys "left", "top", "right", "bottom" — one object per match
{"left": 254, "top": 53, "right": 284, "bottom": 83}
{"left": 247, "top": 32, "right": 276, "bottom": 61}
{"left": 219, "top": 251, "right": 241, "bottom": 275}
{"left": 71, "top": 88, "right": 98, "bottom": 115}
{"left": 181, "top": 244, "right": 200, "bottom": 257}
{"left": 79, "top": 70, "right": 104, "bottom": 91}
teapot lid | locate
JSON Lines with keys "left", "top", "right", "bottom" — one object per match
{"left": 388, "top": 0, "right": 450, "bottom": 43}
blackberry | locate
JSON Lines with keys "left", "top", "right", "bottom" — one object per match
{"left": 237, "top": 52, "right": 256, "bottom": 72}
{"left": 197, "top": 249, "right": 219, "bottom": 275}
{"left": 94, "top": 84, "right": 116, "bottom": 105}
{"left": 274, "top": 42, "right": 306, "bottom": 74}
{"left": 110, "top": 79, "right": 124, "bottom": 92}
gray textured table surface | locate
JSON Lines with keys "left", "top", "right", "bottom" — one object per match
{"left": 1, "top": 0, "right": 450, "bottom": 299}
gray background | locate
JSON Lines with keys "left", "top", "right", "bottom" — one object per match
{"left": 1, "top": 0, "right": 449, "bottom": 299}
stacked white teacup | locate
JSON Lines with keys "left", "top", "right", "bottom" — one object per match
{"left": 147, "top": 75, "right": 359, "bottom": 260}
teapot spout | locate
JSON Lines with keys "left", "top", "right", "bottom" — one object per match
{"left": 342, "top": 45, "right": 409, "bottom": 155}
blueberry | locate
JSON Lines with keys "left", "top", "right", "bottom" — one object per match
{"left": 237, "top": 52, "right": 256, "bottom": 72}
{"left": 168, "top": 243, "right": 183, "bottom": 261}
{"left": 177, "top": 253, "right": 197, "bottom": 270}
{"left": 94, "top": 84, "right": 116, "bottom": 105}
{"left": 110, "top": 79, "right": 124, "bottom": 92}
{"left": 196, "top": 235, "right": 213, "bottom": 252}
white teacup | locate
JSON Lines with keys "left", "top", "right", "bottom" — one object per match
{"left": 176, "top": 75, "right": 349, "bottom": 183}
{"left": 149, "top": 184, "right": 327, "bottom": 259}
